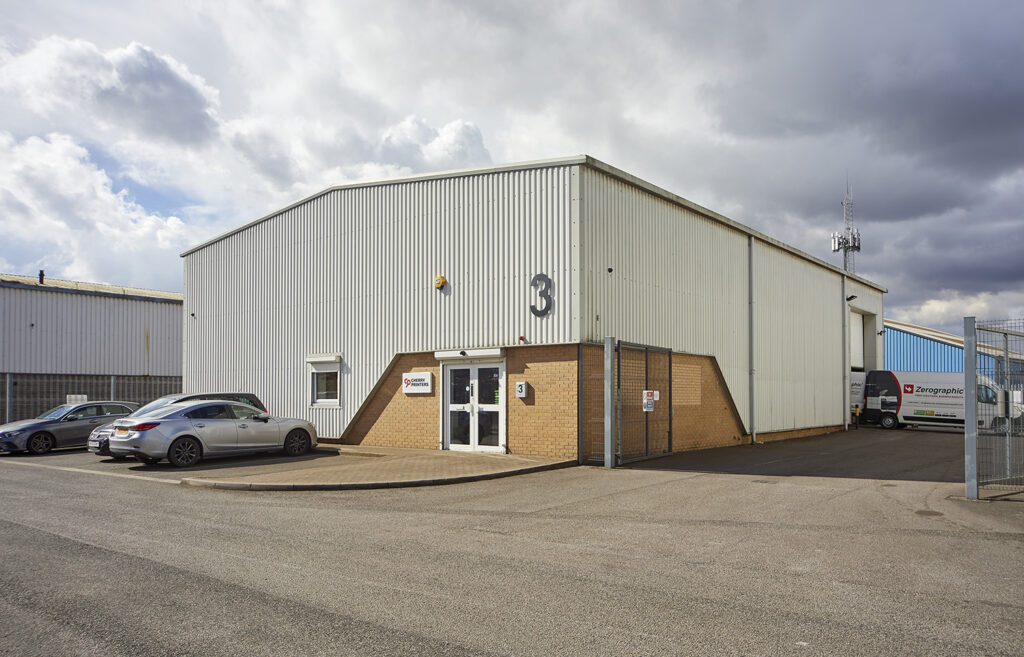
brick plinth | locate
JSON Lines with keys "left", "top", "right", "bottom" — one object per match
{"left": 344, "top": 346, "right": 579, "bottom": 459}
{"left": 343, "top": 353, "right": 440, "bottom": 450}
{"left": 344, "top": 344, "right": 842, "bottom": 461}
{"left": 505, "top": 345, "right": 578, "bottom": 460}
{"left": 670, "top": 353, "right": 746, "bottom": 451}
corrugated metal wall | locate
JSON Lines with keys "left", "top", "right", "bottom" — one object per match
{"left": 579, "top": 169, "right": 752, "bottom": 427}
{"left": 581, "top": 168, "right": 856, "bottom": 433}
{"left": 752, "top": 242, "right": 844, "bottom": 430}
{"left": 885, "top": 328, "right": 965, "bottom": 371}
{"left": 0, "top": 287, "right": 182, "bottom": 376}
{"left": 183, "top": 166, "right": 578, "bottom": 437}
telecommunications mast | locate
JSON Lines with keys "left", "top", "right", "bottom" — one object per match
{"left": 831, "top": 183, "right": 860, "bottom": 273}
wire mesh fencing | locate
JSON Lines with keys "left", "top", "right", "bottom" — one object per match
{"left": 2, "top": 373, "right": 181, "bottom": 423}
{"left": 966, "top": 317, "right": 1024, "bottom": 498}
{"left": 616, "top": 342, "right": 672, "bottom": 464}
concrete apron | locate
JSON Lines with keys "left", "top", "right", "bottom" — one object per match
{"left": 180, "top": 444, "right": 576, "bottom": 491}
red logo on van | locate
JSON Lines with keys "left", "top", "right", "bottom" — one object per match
{"left": 904, "top": 384, "right": 914, "bottom": 394}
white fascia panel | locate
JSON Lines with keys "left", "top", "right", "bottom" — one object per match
{"left": 434, "top": 348, "right": 505, "bottom": 360}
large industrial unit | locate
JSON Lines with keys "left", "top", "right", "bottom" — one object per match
{"left": 181, "top": 156, "right": 885, "bottom": 462}
{"left": 1, "top": 273, "right": 183, "bottom": 422}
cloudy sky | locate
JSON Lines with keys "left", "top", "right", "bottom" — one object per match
{"left": 1, "top": 1, "right": 1022, "bottom": 334}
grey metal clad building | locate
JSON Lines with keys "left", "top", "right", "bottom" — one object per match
{"left": 1, "top": 273, "right": 183, "bottom": 422}
{"left": 181, "top": 156, "right": 885, "bottom": 460}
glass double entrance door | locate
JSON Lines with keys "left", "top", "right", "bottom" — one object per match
{"left": 445, "top": 363, "right": 505, "bottom": 452}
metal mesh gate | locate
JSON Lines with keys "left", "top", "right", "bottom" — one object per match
{"left": 965, "top": 317, "right": 1024, "bottom": 499}
{"left": 616, "top": 341, "right": 672, "bottom": 465}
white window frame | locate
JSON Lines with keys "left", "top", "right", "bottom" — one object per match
{"left": 306, "top": 354, "right": 342, "bottom": 407}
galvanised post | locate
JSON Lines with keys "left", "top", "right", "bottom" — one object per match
{"left": 964, "top": 317, "right": 978, "bottom": 499}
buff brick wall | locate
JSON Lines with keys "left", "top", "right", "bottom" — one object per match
{"left": 505, "top": 344, "right": 579, "bottom": 460}
{"left": 580, "top": 345, "right": 605, "bottom": 462}
{"left": 344, "top": 346, "right": 580, "bottom": 459}
{"left": 343, "top": 353, "right": 440, "bottom": 449}
{"left": 671, "top": 353, "right": 746, "bottom": 451}
{"left": 342, "top": 345, "right": 835, "bottom": 458}
{"left": 580, "top": 346, "right": 748, "bottom": 461}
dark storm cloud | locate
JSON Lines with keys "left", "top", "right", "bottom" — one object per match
{"left": 703, "top": 3, "right": 1024, "bottom": 180}
{"left": 863, "top": 205, "right": 1024, "bottom": 298}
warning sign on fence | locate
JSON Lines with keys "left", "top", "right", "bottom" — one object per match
{"left": 642, "top": 390, "right": 658, "bottom": 412}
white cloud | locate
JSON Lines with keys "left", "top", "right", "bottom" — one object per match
{"left": 0, "top": 132, "right": 196, "bottom": 290}
{"left": 0, "top": 37, "right": 219, "bottom": 145}
{"left": 379, "top": 116, "right": 491, "bottom": 172}
{"left": 0, "top": 33, "right": 496, "bottom": 275}
{"left": 891, "top": 290, "right": 1024, "bottom": 332}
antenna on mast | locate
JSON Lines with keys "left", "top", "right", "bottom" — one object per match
{"left": 831, "top": 180, "right": 861, "bottom": 273}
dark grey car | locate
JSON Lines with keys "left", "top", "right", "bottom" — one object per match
{"left": 0, "top": 401, "right": 140, "bottom": 454}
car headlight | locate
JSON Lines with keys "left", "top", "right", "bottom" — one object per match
{"left": 2, "top": 430, "right": 24, "bottom": 438}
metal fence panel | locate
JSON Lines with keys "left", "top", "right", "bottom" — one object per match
{"left": 2, "top": 373, "right": 181, "bottom": 422}
{"left": 616, "top": 341, "right": 672, "bottom": 465}
{"left": 971, "top": 318, "right": 1024, "bottom": 498}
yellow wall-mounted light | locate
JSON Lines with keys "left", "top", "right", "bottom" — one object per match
{"left": 433, "top": 275, "right": 447, "bottom": 290}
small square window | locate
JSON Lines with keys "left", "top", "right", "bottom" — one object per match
{"left": 307, "top": 354, "right": 342, "bottom": 406}
{"left": 313, "top": 371, "right": 339, "bottom": 403}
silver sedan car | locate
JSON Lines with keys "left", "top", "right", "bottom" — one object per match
{"left": 108, "top": 400, "right": 318, "bottom": 467}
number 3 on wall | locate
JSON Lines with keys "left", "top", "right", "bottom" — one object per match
{"left": 530, "top": 273, "right": 552, "bottom": 317}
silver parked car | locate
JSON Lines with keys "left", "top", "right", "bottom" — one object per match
{"left": 108, "top": 400, "right": 318, "bottom": 467}
{"left": 0, "top": 401, "right": 139, "bottom": 454}
{"left": 88, "top": 391, "right": 267, "bottom": 459}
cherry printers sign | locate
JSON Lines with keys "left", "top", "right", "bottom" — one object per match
{"left": 402, "top": 372, "right": 433, "bottom": 394}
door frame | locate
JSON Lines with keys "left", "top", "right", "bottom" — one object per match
{"left": 439, "top": 359, "right": 507, "bottom": 453}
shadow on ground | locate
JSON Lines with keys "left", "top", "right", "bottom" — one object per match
{"left": 119, "top": 446, "right": 341, "bottom": 473}
{"left": 624, "top": 427, "right": 965, "bottom": 483}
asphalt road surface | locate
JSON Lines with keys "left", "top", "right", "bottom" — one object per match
{"left": 1, "top": 429, "right": 1022, "bottom": 656}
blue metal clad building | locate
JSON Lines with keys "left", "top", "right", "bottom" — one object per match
{"left": 883, "top": 319, "right": 1024, "bottom": 380}
{"left": 884, "top": 322, "right": 966, "bottom": 371}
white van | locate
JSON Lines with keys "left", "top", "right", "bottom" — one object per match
{"left": 852, "top": 370, "right": 1022, "bottom": 430}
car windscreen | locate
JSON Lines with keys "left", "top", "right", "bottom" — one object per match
{"left": 37, "top": 405, "right": 73, "bottom": 419}
{"left": 130, "top": 396, "right": 179, "bottom": 417}
{"left": 132, "top": 403, "right": 189, "bottom": 419}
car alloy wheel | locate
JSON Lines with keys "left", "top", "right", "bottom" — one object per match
{"left": 168, "top": 437, "right": 201, "bottom": 468}
{"left": 284, "top": 429, "right": 311, "bottom": 456}
{"left": 27, "top": 433, "right": 54, "bottom": 455}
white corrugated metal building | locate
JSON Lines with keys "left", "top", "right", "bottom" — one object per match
{"left": 1, "top": 273, "right": 183, "bottom": 422}
{"left": 181, "top": 156, "right": 885, "bottom": 462}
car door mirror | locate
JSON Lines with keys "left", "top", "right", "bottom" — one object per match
{"left": 255, "top": 412, "right": 271, "bottom": 423}
{"left": 65, "top": 415, "right": 79, "bottom": 422}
